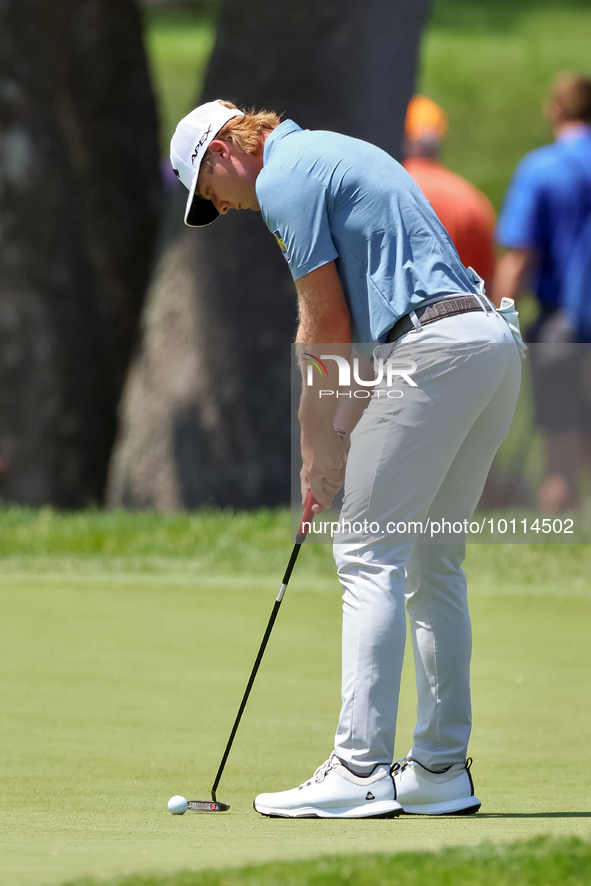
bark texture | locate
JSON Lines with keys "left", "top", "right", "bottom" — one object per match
{"left": 108, "top": 0, "right": 431, "bottom": 510}
{"left": 0, "top": 0, "right": 162, "bottom": 505}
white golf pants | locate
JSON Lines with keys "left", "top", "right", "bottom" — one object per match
{"left": 333, "top": 307, "right": 521, "bottom": 773}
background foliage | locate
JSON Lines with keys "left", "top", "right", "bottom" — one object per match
{"left": 143, "top": 0, "right": 591, "bottom": 211}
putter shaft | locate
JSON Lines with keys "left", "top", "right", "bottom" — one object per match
{"left": 210, "top": 492, "right": 318, "bottom": 802}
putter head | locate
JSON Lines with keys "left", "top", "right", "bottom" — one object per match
{"left": 187, "top": 799, "right": 230, "bottom": 812}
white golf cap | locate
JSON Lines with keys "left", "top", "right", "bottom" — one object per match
{"left": 170, "top": 100, "right": 245, "bottom": 227}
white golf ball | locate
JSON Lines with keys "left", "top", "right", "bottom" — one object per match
{"left": 168, "top": 795, "right": 188, "bottom": 815}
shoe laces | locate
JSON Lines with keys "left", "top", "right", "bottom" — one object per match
{"left": 390, "top": 757, "right": 409, "bottom": 777}
{"left": 391, "top": 756, "right": 472, "bottom": 776}
{"left": 299, "top": 752, "right": 338, "bottom": 788}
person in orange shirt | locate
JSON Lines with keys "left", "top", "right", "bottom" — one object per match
{"left": 403, "top": 96, "right": 496, "bottom": 289}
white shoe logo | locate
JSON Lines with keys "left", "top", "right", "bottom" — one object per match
{"left": 365, "top": 791, "right": 375, "bottom": 801}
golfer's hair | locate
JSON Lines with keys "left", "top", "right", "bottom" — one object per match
{"left": 551, "top": 71, "right": 591, "bottom": 123}
{"left": 201, "top": 101, "right": 282, "bottom": 173}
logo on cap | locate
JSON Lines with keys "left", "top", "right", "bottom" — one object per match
{"left": 191, "top": 125, "right": 213, "bottom": 163}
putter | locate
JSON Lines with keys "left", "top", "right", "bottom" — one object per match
{"left": 187, "top": 491, "right": 319, "bottom": 812}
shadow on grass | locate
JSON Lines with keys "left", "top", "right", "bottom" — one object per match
{"left": 475, "top": 812, "right": 591, "bottom": 818}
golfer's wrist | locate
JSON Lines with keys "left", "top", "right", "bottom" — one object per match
{"left": 298, "top": 410, "right": 336, "bottom": 436}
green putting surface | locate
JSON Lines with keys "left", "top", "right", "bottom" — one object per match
{"left": 1, "top": 544, "right": 590, "bottom": 886}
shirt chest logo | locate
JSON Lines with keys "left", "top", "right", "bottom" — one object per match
{"left": 273, "top": 230, "right": 290, "bottom": 261}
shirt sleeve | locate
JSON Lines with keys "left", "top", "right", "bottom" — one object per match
{"left": 496, "top": 154, "right": 545, "bottom": 250}
{"left": 258, "top": 168, "right": 338, "bottom": 281}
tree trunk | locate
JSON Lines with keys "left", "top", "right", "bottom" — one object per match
{"left": 108, "top": 0, "right": 431, "bottom": 510}
{"left": 0, "top": 0, "right": 162, "bottom": 506}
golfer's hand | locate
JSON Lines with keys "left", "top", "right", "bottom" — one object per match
{"left": 300, "top": 429, "right": 347, "bottom": 514}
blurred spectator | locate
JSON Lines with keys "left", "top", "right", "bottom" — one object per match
{"left": 494, "top": 71, "right": 591, "bottom": 512}
{"left": 403, "top": 95, "right": 497, "bottom": 288}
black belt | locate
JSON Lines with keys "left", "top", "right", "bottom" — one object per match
{"left": 386, "top": 295, "right": 489, "bottom": 344}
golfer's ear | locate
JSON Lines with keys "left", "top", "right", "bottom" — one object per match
{"left": 209, "top": 139, "right": 231, "bottom": 159}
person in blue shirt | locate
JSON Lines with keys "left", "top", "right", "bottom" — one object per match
{"left": 494, "top": 72, "right": 591, "bottom": 513}
{"left": 171, "top": 100, "right": 521, "bottom": 819}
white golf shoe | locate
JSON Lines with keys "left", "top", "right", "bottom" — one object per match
{"left": 392, "top": 756, "right": 481, "bottom": 815}
{"left": 253, "top": 752, "right": 402, "bottom": 818}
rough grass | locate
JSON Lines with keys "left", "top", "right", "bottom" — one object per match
{"left": 1, "top": 506, "right": 591, "bottom": 575}
{"left": 0, "top": 506, "right": 334, "bottom": 575}
{"left": 62, "top": 837, "right": 591, "bottom": 886}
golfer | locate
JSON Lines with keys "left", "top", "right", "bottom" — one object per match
{"left": 171, "top": 100, "right": 522, "bottom": 818}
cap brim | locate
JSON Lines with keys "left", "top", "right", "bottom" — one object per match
{"left": 185, "top": 172, "right": 219, "bottom": 227}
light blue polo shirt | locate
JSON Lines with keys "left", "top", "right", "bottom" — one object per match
{"left": 256, "top": 120, "right": 480, "bottom": 343}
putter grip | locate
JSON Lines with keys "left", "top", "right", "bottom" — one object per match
{"left": 297, "top": 491, "right": 318, "bottom": 539}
